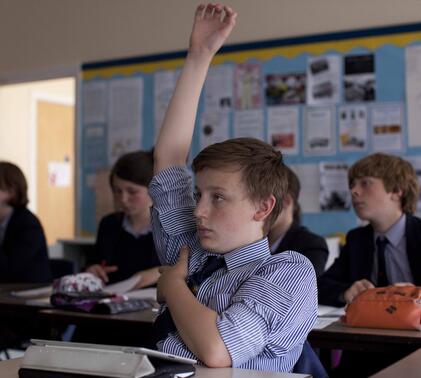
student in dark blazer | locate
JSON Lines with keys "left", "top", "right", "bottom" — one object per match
{"left": 319, "top": 153, "right": 421, "bottom": 306}
{"left": 318, "top": 153, "right": 421, "bottom": 377}
{"left": 0, "top": 161, "right": 51, "bottom": 283}
{"left": 86, "top": 150, "right": 160, "bottom": 288}
{"left": 268, "top": 166, "right": 328, "bottom": 277}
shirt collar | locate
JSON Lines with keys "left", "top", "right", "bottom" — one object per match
{"left": 222, "top": 237, "right": 271, "bottom": 271}
{"left": 374, "top": 213, "right": 406, "bottom": 248}
{"left": 122, "top": 215, "right": 151, "bottom": 238}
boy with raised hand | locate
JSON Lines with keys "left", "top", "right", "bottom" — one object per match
{"left": 150, "top": 3, "right": 317, "bottom": 371}
{"left": 318, "top": 152, "right": 421, "bottom": 308}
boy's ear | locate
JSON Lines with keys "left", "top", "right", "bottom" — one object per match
{"left": 391, "top": 187, "right": 403, "bottom": 202}
{"left": 254, "top": 195, "right": 276, "bottom": 222}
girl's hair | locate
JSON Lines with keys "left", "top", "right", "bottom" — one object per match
{"left": 0, "top": 161, "right": 29, "bottom": 207}
{"left": 109, "top": 149, "right": 154, "bottom": 189}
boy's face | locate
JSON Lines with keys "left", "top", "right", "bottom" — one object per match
{"left": 112, "top": 176, "right": 152, "bottom": 218}
{"left": 194, "top": 167, "right": 265, "bottom": 253}
{"left": 350, "top": 176, "right": 402, "bottom": 223}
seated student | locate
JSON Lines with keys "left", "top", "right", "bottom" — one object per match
{"left": 268, "top": 166, "right": 328, "bottom": 277}
{"left": 318, "top": 152, "right": 421, "bottom": 376}
{"left": 151, "top": 4, "right": 317, "bottom": 371}
{"left": 86, "top": 150, "right": 160, "bottom": 288}
{"left": 318, "top": 152, "right": 421, "bottom": 306}
{"left": 0, "top": 161, "right": 51, "bottom": 283}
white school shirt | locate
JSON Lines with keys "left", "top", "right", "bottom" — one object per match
{"left": 149, "top": 166, "right": 317, "bottom": 372}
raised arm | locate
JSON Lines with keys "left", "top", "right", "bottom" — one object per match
{"left": 154, "top": 3, "right": 237, "bottom": 174}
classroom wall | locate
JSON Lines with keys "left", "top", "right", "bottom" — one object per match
{"left": 0, "top": 79, "right": 74, "bottom": 211}
{"left": 2, "top": 0, "right": 421, "bottom": 82}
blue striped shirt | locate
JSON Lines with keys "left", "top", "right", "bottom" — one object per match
{"left": 149, "top": 166, "right": 317, "bottom": 372}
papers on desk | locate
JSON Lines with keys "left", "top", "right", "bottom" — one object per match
{"left": 314, "top": 305, "right": 346, "bottom": 329}
{"left": 318, "top": 305, "right": 345, "bottom": 317}
{"left": 104, "top": 275, "right": 142, "bottom": 295}
{"left": 10, "top": 285, "right": 52, "bottom": 298}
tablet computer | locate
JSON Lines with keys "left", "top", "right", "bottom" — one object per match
{"left": 30, "top": 339, "right": 197, "bottom": 365}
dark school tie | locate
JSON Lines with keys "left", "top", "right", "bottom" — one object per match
{"left": 153, "top": 256, "right": 225, "bottom": 343}
{"left": 376, "top": 236, "right": 389, "bottom": 287}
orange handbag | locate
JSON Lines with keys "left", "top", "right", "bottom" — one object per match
{"left": 341, "top": 285, "right": 421, "bottom": 330}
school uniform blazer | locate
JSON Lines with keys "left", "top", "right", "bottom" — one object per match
{"left": 0, "top": 207, "right": 51, "bottom": 283}
{"left": 272, "top": 223, "right": 329, "bottom": 278}
{"left": 318, "top": 213, "right": 421, "bottom": 307}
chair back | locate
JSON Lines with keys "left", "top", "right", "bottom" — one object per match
{"left": 293, "top": 340, "right": 329, "bottom": 378}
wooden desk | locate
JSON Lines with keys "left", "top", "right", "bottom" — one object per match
{"left": 309, "top": 320, "right": 421, "bottom": 353}
{"left": 370, "top": 347, "right": 421, "bottom": 378}
{"left": 0, "top": 358, "right": 310, "bottom": 378}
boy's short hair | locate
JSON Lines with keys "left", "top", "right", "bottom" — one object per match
{"left": 0, "top": 161, "right": 29, "bottom": 207}
{"left": 192, "top": 138, "right": 287, "bottom": 233}
{"left": 284, "top": 166, "right": 301, "bottom": 225}
{"left": 348, "top": 153, "right": 419, "bottom": 214}
{"left": 110, "top": 149, "right": 154, "bottom": 189}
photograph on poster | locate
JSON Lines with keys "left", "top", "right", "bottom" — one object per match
{"left": 307, "top": 55, "right": 340, "bottom": 105}
{"left": 265, "top": 73, "right": 306, "bottom": 105}
{"left": 319, "top": 162, "right": 351, "bottom": 211}
{"left": 344, "top": 54, "right": 375, "bottom": 102}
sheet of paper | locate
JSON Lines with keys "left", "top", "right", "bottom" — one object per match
{"left": 10, "top": 285, "right": 52, "bottom": 298}
{"left": 290, "top": 164, "right": 321, "bottom": 213}
{"left": 104, "top": 275, "right": 141, "bottom": 295}
{"left": 154, "top": 70, "right": 180, "bottom": 141}
{"left": 204, "top": 64, "right": 234, "bottom": 113}
{"left": 267, "top": 106, "right": 299, "bottom": 155}
{"left": 125, "top": 287, "right": 157, "bottom": 300}
{"left": 405, "top": 46, "right": 421, "bottom": 147}
{"left": 314, "top": 317, "right": 339, "bottom": 330}
{"left": 307, "top": 55, "right": 340, "bottom": 105}
{"left": 48, "top": 161, "right": 71, "bottom": 187}
{"left": 83, "top": 125, "right": 107, "bottom": 169}
{"left": 343, "top": 54, "right": 375, "bottom": 102}
{"left": 82, "top": 81, "right": 107, "bottom": 125}
{"left": 370, "top": 102, "right": 404, "bottom": 152}
{"left": 406, "top": 156, "right": 421, "bottom": 214}
{"left": 319, "top": 161, "right": 351, "bottom": 211}
{"left": 303, "top": 106, "right": 336, "bottom": 156}
{"left": 338, "top": 105, "right": 368, "bottom": 152}
{"left": 318, "top": 305, "right": 345, "bottom": 317}
{"left": 234, "top": 63, "right": 262, "bottom": 110}
{"left": 233, "top": 109, "right": 264, "bottom": 139}
{"left": 107, "top": 77, "right": 143, "bottom": 165}
{"left": 200, "top": 112, "right": 229, "bottom": 150}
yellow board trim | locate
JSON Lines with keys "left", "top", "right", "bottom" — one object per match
{"left": 83, "top": 31, "right": 421, "bottom": 80}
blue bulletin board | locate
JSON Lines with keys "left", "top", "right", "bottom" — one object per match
{"left": 79, "top": 22, "right": 421, "bottom": 237}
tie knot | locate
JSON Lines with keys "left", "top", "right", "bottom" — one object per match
{"left": 376, "top": 236, "right": 389, "bottom": 249}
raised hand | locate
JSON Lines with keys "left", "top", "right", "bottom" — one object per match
{"left": 189, "top": 3, "right": 237, "bottom": 56}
